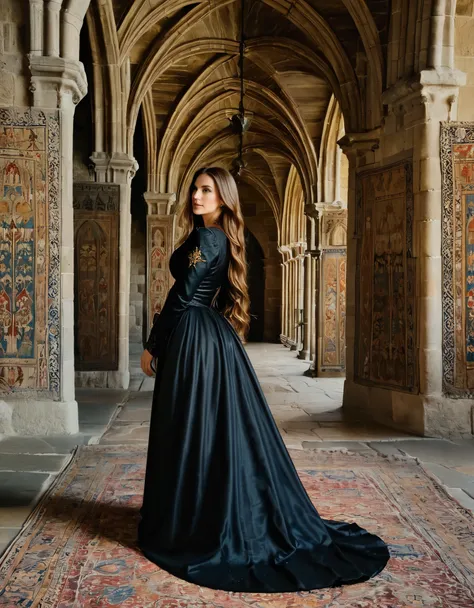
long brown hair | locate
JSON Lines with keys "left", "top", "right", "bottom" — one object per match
{"left": 176, "top": 167, "right": 250, "bottom": 340}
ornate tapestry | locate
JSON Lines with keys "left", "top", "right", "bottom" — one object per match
{"left": 355, "top": 161, "right": 417, "bottom": 392}
{"left": 440, "top": 123, "right": 474, "bottom": 396}
{"left": 320, "top": 250, "right": 346, "bottom": 372}
{"left": 73, "top": 184, "right": 120, "bottom": 371}
{"left": 0, "top": 108, "right": 60, "bottom": 395}
{"left": 147, "top": 216, "right": 174, "bottom": 333}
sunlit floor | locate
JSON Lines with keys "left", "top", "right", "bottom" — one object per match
{"left": 127, "top": 341, "right": 413, "bottom": 449}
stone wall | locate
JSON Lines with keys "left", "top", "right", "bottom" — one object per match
{"left": 73, "top": 97, "right": 93, "bottom": 182}
{"left": 340, "top": 41, "right": 472, "bottom": 437}
{"left": 239, "top": 183, "right": 281, "bottom": 343}
{"left": 129, "top": 220, "right": 146, "bottom": 350}
{"left": 456, "top": 2, "right": 474, "bottom": 120}
{"left": 0, "top": 1, "right": 28, "bottom": 108}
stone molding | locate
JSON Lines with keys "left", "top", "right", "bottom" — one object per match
{"left": 278, "top": 243, "right": 306, "bottom": 261}
{"left": 90, "top": 152, "right": 138, "bottom": 184}
{"left": 382, "top": 68, "right": 467, "bottom": 107}
{"left": 304, "top": 202, "right": 319, "bottom": 220}
{"left": 338, "top": 128, "right": 381, "bottom": 155}
{"left": 143, "top": 192, "right": 177, "bottom": 216}
{"left": 28, "top": 55, "right": 87, "bottom": 108}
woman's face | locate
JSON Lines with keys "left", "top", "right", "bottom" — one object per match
{"left": 191, "top": 174, "right": 222, "bottom": 219}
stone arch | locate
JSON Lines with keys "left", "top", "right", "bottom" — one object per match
{"left": 258, "top": 0, "right": 362, "bottom": 130}
{"left": 328, "top": 222, "right": 347, "bottom": 246}
{"left": 62, "top": 0, "right": 93, "bottom": 59}
{"left": 282, "top": 166, "right": 305, "bottom": 246}
{"left": 86, "top": 0, "right": 124, "bottom": 154}
{"left": 118, "top": 0, "right": 200, "bottom": 60}
{"left": 124, "top": 0, "right": 373, "bottom": 157}
{"left": 387, "top": 0, "right": 456, "bottom": 87}
{"left": 318, "top": 95, "right": 347, "bottom": 206}
{"left": 340, "top": 0, "right": 384, "bottom": 128}
{"left": 166, "top": 83, "right": 316, "bottom": 196}
{"left": 245, "top": 38, "right": 346, "bottom": 120}
{"left": 142, "top": 90, "right": 157, "bottom": 193}
{"left": 128, "top": 38, "right": 240, "bottom": 154}
{"left": 157, "top": 47, "right": 323, "bottom": 193}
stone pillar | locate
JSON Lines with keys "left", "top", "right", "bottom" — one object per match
{"left": 339, "top": 67, "right": 472, "bottom": 437}
{"left": 299, "top": 214, "right": 316, "bottom": 361}
{"left": 304, "top": 203, "right": 321, "bottom": 376}
{"left": 278, "top": 246, "right": 290, "bottom": 346}
{"left": 382, "top": 70, "right": 469, "bottom": 436}
{"left": 143, "top": 193, "right": 177, "bottom": 336}
{"left": 88, "top": 152, "right": 138, "bottom": 389}
{"left": 3, "top": 55, "right": 88, "bottom": 434}
{"left": 298, "top": 252, "right": 312, "bottom": 360}
{"left": 289, "top": 256, "right": 298, "bottom": 350}
{"left": 337, "top": 130, "right": 384, "bottom": 415}
{"left": 310, "top": 252, "right": 317, "bottom": 361}
{"left": 288, "top": 258, "right": 295, "bottom": 347}
{"left": 279, "top": 257, "right": 286, "bottom": 341}
{"left": 297, "top": 252, "right": 305, "bottom": 351}
{"left": 315, "top": 202, "right": 347, "bottom": 377}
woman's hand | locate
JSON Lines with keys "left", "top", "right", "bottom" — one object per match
{"left": 141, "top": 349, "right": 154, "bottom": 377}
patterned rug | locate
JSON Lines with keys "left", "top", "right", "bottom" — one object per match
{"left": 1, "top": 446, "right": 473, "bottom": 607}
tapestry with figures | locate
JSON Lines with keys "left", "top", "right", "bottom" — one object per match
{"left": 320, "top": 250, "right": 346, "bottom": 373}
{"left": 147, "top": 216, "right": 174, "bottom": 333}
{"left": 0, "top": 108, "right": 60, "bottom": 394}
{"left": 440, "top": 123, "right": 474, "bottom": 396}
{"left": 355, "top": 161, "right": 417, "bottom": 392}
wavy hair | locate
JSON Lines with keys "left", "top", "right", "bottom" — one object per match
{"left": 176, "top": 167, "right": 250, "bottom": 340}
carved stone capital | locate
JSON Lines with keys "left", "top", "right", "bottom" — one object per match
{"left": 143, "top": 192, "right": 177, "bottom": 216}
{"left": 337, "top": 128, "right": 381, "bottom": 155}
{"left": 28, "top": 54, "right": 87, "bottom": 108}
{"left": 382, "top": 68, "right": 466, "bottom": 108}
{"left": 292, "top": 242, "right": 306, "bottom": 258}
{"left": 304, "top": 202, "right": 319, "bottom": 220}
{"left": 278, "top": 244, "right": 291, "bottom": 262}
{"left": 381, "top": 69, "right": 467, "bottom": 127}
{"left": 90, "top": 152, "right": 138, "bottom": 184}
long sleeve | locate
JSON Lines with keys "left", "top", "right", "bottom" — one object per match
{"left": 145, "top": 227, "right": 219, "bottom": 358}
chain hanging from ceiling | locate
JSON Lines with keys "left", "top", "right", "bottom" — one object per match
{"left": 230, "top": 0, "right": 252, "bottom": 178}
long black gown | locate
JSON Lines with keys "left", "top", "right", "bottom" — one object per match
{"left": 138, "top": 225, "right": 390, "bottom": 593}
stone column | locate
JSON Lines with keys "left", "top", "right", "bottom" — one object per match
{"left": 339, "top": 68, "right": 472, "bottom": 437}
{"left": 16, "top": 56, "right": 87, "bottom": 434}
{"left": 299, "top": 214, "right": 315, "bottom": 361}
{"left": 314, "top": 202, "right": 347, "bottom": 377}
{"left": 382, "top": 70, "right": 468, "bottom": 435}
{"left": 88, "top": 153, "right": 138, "bottom": 390}
{"left": 143, "top": 193, "right": 177, "bottom": 336}
{"left": 278, "top": 246, "right": 290, "bottom": 346}
{"left": 310, "top": 252, "right": 317, "bottom": 361}
{"left": 297, "top": 251, "right": 305, "bottom": 351}
{"left": 289, "top": 257, "right": 297, "bottom": 349}
{"left": 304, "top": 203, "right": 321, "bottom": 376}
{"left": 298, "top": 252, "right": 312, "bottom": 360}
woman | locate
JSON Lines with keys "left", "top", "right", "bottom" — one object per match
{"left": 138, "top": 167, "right": 390, "bottom": 593}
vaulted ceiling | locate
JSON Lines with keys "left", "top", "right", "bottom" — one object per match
{"left": 86, "top": 0, "right": 390, "bottom": 224}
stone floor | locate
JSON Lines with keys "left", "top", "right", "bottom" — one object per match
{"left": 1, "top": 343, "right": 473, "bottom": 559}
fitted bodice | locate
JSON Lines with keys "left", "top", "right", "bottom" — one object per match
{"left": 170, "top": 227, "right": 230, "bottom": 308}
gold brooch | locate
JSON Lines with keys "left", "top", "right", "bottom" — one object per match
{"left": 188, "top": 247, "right": 207, "bottom": 268}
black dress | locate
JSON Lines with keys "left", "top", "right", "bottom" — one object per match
{"left": 138, "top": 225, "right": 390, "bottom": 593}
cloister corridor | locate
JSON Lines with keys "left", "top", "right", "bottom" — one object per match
{"left": 2, "top": 0, "right": 474, "bottom": 602}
